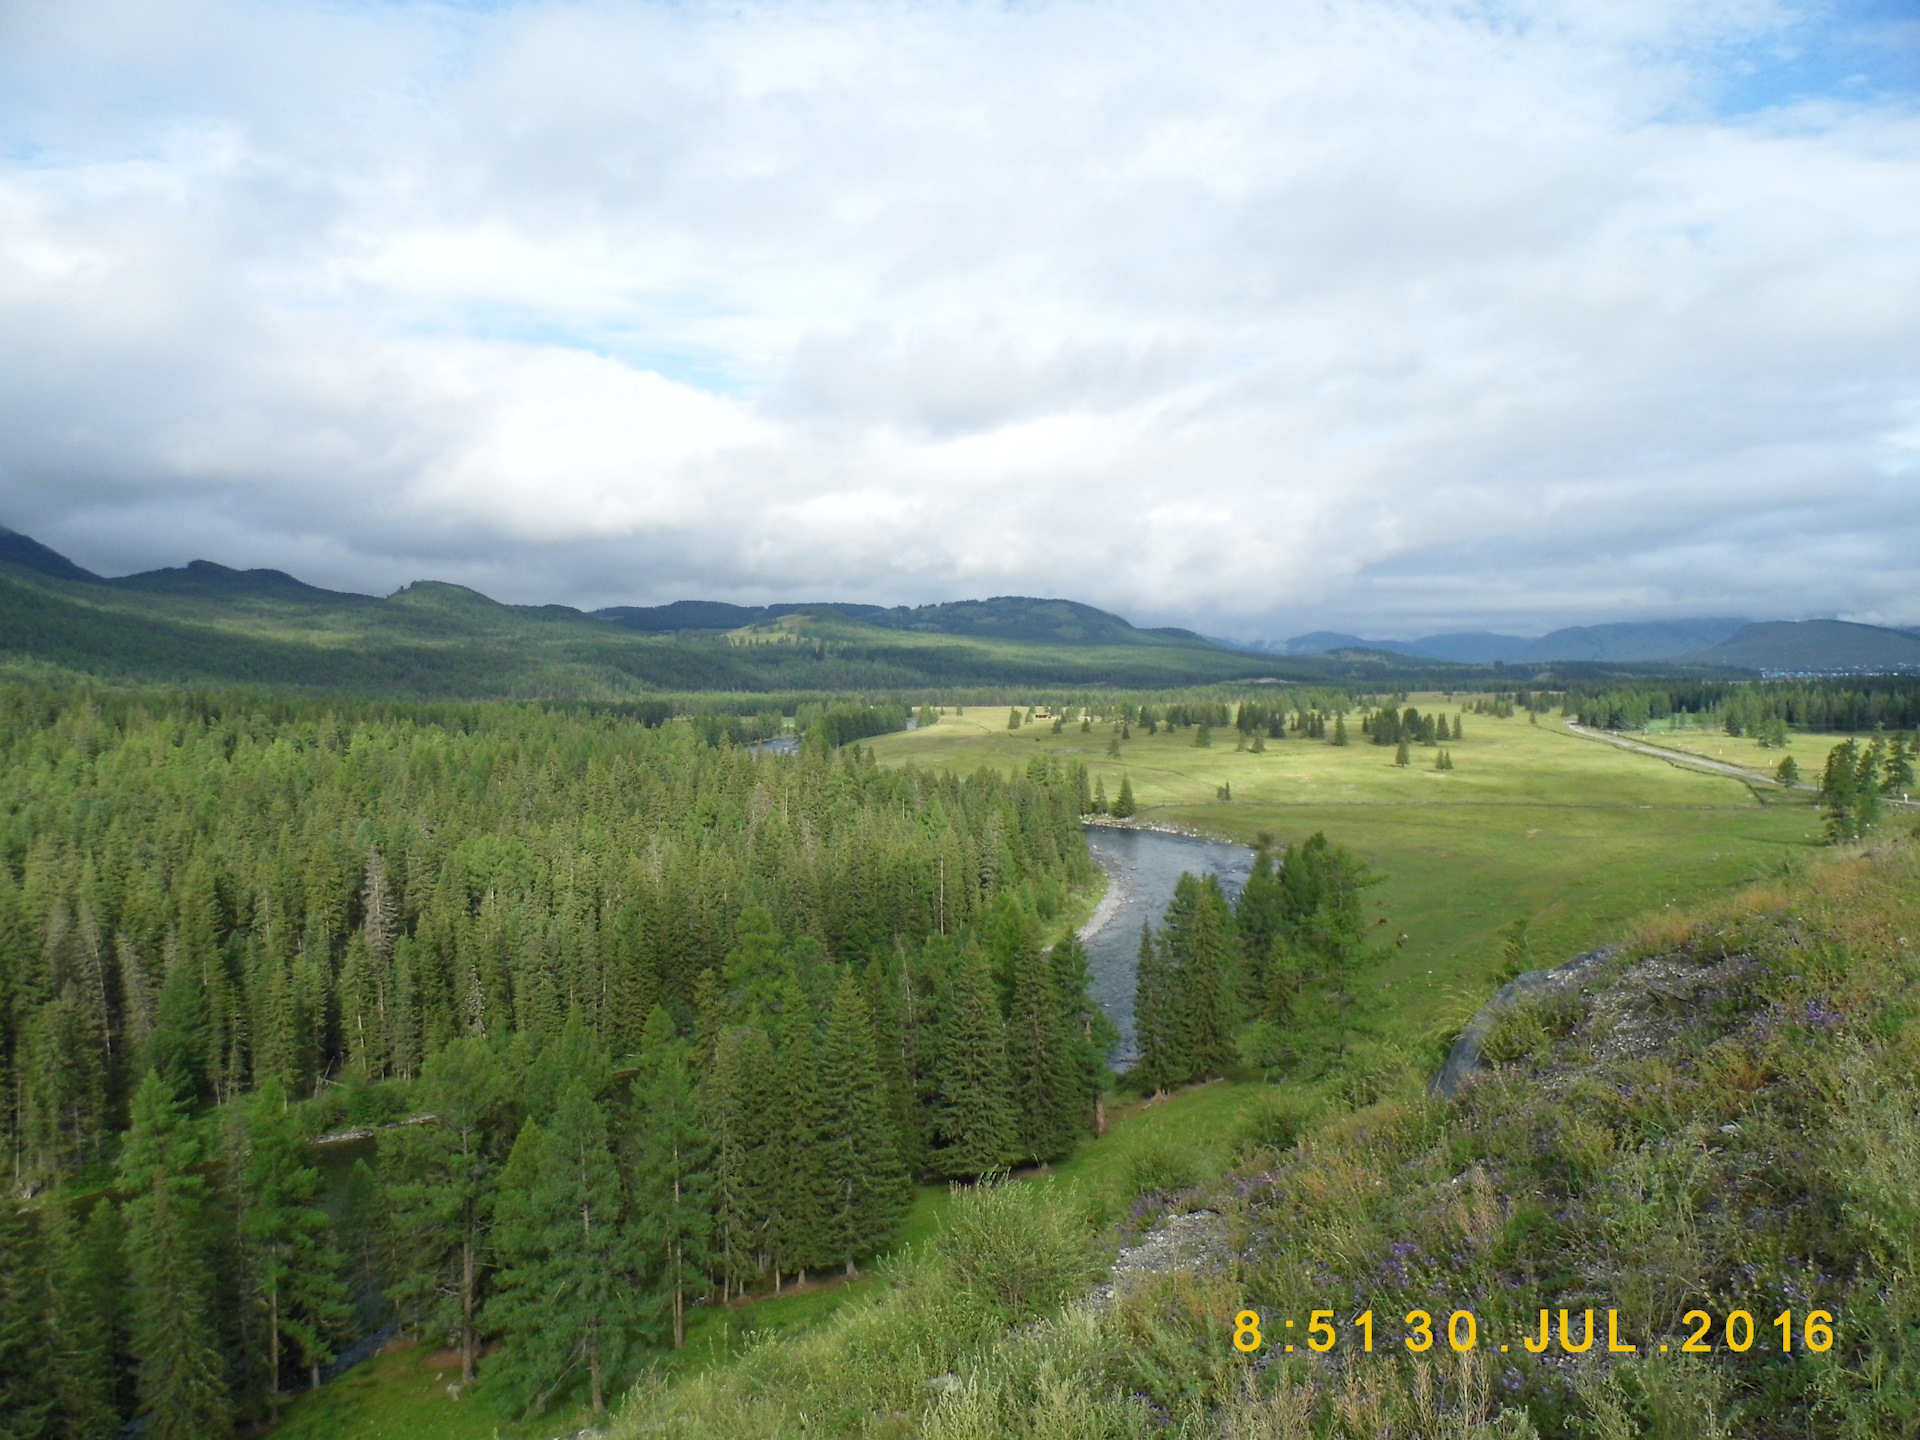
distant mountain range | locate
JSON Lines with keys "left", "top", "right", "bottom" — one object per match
{"left": 0, "top": 525, "right": 1315, "bottom": 696}
{"left": 3, "top": 522, "right": 1915, "bottom": 692}
{"left": 1268, "top": 617, "right": 1920, "bottom": 673}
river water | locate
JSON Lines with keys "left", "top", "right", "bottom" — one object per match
{"left": 1078, "top": 825, "right": 1255, "bottom": 1069}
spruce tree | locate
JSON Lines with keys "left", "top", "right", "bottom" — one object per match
{"left": 1234, "top": 846, "right": 1284, "bottom": 1005}
{"left": 239, "top": 1078, "right": 351, "bottom": 1398}
{"left": 864, "top": 960, "right": 921, "bottom": 1182}
{"left": 1091, "top": 777, "right": 1108, "bottom": 814}
{"left": 629, "top": 1008, "right": 711, "bottom": 1350}
{"left": 1332, "top": 713, "right": 1348, "bottom": 745}
{"left": 930, "top": 947, "right": 1015, "bottom": 1178}
{"left": 704, "top": 1024, "right": 777, "bottom": 1297}
{"left": 1822, "top": 739, "right": 1863, "bottom": 842}
{"left": 1394, "top": 736, "right": 1411, "bottom": 767}
{"left": 1188, "top": 879, "right": 1240, "bottom": 1079}
{"left": 1111, "top": 774, "right": 1137, "bottom": 819}
{"left": 1049, "top": 934, "right": 1112, "bottom": 1136}
{"left": 382, "top": 1036, "right": 508, "bottom": 1385}
{"left": 487, "top": 1085, "right": 641, "bottom": 1416}
{"left": 1776, "top": 753, "right": 1800, "bottom": 786}
{"left": 768, "top": 976, "right": 827, "bottom": 1287}
{"left": 0, "top": 1194, "right": 54, "bottom": 1440}
{"left": 121, "top": 1074, "right": 230, "bottom": 1440}
{"left": 1131, "top": 921, "right": 1181, "bottom": 1094}
{"left": 817, "top": 969, "right": 909, "bottom": 1274}
{"left": 1004, "top": 929, "right": 1076, "bottom": 1165}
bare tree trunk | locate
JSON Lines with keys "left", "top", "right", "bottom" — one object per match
{"left": 461, "top": 1237, "right": 476, "bottom": 1385}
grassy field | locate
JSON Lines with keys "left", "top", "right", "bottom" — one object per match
{"left": 868, "top": 701, "right": 1821, "bottom": 1049}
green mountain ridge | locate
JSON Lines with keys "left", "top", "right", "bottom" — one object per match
{"left": 0, "top": 529, "right": 1316, "bottom": 696}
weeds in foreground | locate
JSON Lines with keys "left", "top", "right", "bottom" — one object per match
{"left": 616, "top": 839, "right": 1920, "bottom": 1439}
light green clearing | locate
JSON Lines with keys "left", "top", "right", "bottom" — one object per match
{"left": 868, "top": 703, "right": 1819, "bottom": 1046}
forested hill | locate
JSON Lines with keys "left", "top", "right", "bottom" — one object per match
{"left": 0, "top": 687, "right": 1116, "bottom": 1427}
{"left": 0, "top": 529, "right": 1316, "bottom": 695}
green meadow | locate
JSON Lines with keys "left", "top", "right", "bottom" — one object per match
{"left": 867, "top": 702, "right": 1821, "bottom": 1047}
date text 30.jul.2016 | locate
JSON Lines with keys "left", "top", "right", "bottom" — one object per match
{"left": 1230, "top": 1309, "right": 1835, "bottom": 1357}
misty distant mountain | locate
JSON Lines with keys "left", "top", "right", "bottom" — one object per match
{"left": 0, "top": 525, "right": 104, "bottom": 584}
{"left": 1278, "top": 618, "right": 1750, "bottom": 664}
{"left": 1681, "top": 620, "right": 1920, "bottom": 673}
{"left": 598, "top": 595, "right": 1210, "bottom": 648}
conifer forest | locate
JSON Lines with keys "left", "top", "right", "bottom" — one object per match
{"left": 0, "top": 687, "right": 1110, "bottom": 1431}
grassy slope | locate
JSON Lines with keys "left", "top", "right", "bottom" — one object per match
{"left": 868, "top": 704, "right": 1819, "bottom": 1049}
{"left": 604, "top": 838, "right": 1920, "bottom": 1439}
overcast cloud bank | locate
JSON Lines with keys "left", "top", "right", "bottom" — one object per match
{"left": 0, "top": 0, "right": 1915, "bottom": 639}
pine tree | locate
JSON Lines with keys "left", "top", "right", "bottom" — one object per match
{"left": 864, "top": 957, "right": 920, "bottom": 1179}
{"left": 1886, "top": 734, "right": 1916, "bottom": 796}
{"left": 704, "top": 1024, "right": 776, "bottom": 1297}
{"left": 930, "top": 947, "right": 1015, "bottom": 1178}
{"left": 1048, "top": 934, "right": 1112, "bottom": 1137}
{"left": 1332, "top": 714, "right": 1348, "bottom": 746}
{"left": 1822, "top": 739, "right": 1863, "bottom": 842}
{"left": 145, "top": 961, "right": 207, "bottom": 1104}
{"left": 487, "top": 1085, "right": 642, "bottom": 1416}
{"left": 122, "top": 1074, "right": 230, "bottom": 1440}
{"left": 1394, "top": 737, "right": 1411, "bottom": 767}
{"left": 525, "top": 1004, "right": 612, "bottom": 1124}
{"left": 1776, "top": 754, "right": 1800, "bottom": 786}
{"left": 817, "top": 969, "right": 908, "bottom": 1274}
{"left": 1234, "top": 846, "right": 1284, "bottom": 1005}
{"left": 1452, "top": 715, "right": 1464, "bottom": 740}
{"left": 629, "top": 1008, "right": 710, "bottom": 1350}
{"left": 767, "top": 976, "right": 826, "bottom": 1287}
{"left": 0, "top": 1194, "right": 54, "bottom": 1440}
{"left": 239, "top": 1078, "right": 351, "bottom": 1399}
{"left": 1004, "top": 927, "right": 1076, "bottom": 1165}
{"left": 1131, "top": 921, "right": 1181, "bottom": 1094}
{"left": 1111, "top": 775, "right": 1136, "bottom": 819}
{"left": 1091, "top": 777, "right": 1108, "bottom": 814}
{"left": 382, "top": 1036, "right": 509, "bottom": 1385}
{"left": 1167, "top": 877, "right": 1238, "bottom": 1081}
{"left": 39, "top": 1200, "right": 117, "bottom": 1440}
{"left": 721, "top": 906, "right": 785, "bottom": 1025}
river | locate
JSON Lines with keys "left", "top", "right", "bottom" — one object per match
{"left": 1078, "top": 824, "right": 1254, "bottom": 1069}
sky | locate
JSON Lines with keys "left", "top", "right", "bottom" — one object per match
{"left": 0, "top": 0, "right": 1915, "bottom": 643}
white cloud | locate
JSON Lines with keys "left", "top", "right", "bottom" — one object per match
{"left": 0, "top": 0, "right": 1914, "bottom": 636}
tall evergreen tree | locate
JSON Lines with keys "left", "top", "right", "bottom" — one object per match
{"left": 42, "top": 1200, "right": 117, "bottom": 1440}
{"left": 1132, "top": 921, "right": 1180, "bottom": 1094}
{"left": 1111, "top": 774, "right": 1136, "bottom": 819}
{"left": 1049, "top": 934, "right": 1113, "bottom": 1136}
{"left": 1005, "top": 928, "right": 1077, "bottom": 1164}
{"left": 382, "top": 1036, "right": 509, "bottom": 1385}
{"left": 1234, "top": 846, "right": 1284, "bottom": 1006}
{"left": 767, "top": 974, "right": 826, "bottom": 1287}
{"left": 486, "top": 1084, "right": 641, "bottom": 1416}
{"left": 817, "top": 969, "right": 909, "bottom": 1274}
{"left": 238, "top": 1078, "right": 351, "bottom": 1399}
{"left": 704, "top": 1024, "right": 777, "bottom": 1297}
{"left": 929, "top": 947, "right": 1015, "bottom": 1178}
{"left": 0, "top": 1194, "right": 53, "bottom": 1440}
{"left": 1180, "top": 878, "right": 1240, "bottom": 1081}
{"left": 630, "top": 1008, "right": 711, "bottom": 1349}
{"left": 120, "top": 1075, "right": 231, "bottom": 1440}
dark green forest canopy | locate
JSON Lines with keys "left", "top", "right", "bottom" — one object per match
{"left": 0, "top": 682, "right": 1130, "bottom": 1431}
{"left": 0, "top": 686, "right": 1091, "bottom": 1186}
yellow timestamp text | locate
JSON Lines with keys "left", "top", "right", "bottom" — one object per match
{"left": 1231, "top": 1308, "right": 1834, "bottom": 1356}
